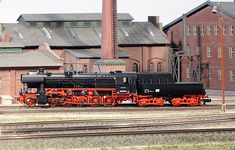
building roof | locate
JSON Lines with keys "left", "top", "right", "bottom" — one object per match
{"left": 67, "top": 49, "right": 129, "bottom": 59}
{"left": 163, "top": 1, "right": 235, "bottom": 31}
{"left": 0, "top": 42, "right": 24, "bottom": 48}
{"left": 3, "top": 22, "right": 169, "bottom": 47}
{"left": 17, "top": 13, "right": 134, "bottom": 22}
{"left": 0, "top": 50, "right": 62, "bottom": 68}
{"left": 94, "top": 59, "right": 127, "bottom": 66}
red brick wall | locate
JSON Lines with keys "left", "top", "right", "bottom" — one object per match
{"left": 0, "top": 67, "right": 62, "bottom": 102}
{"left": 121, "top": 46, "right": 170, "bottom": 73}
{"left": 64, "top": 46, "right": 170, "bottom": 73}
{"left": 166, "top": 6, "right": 235, "bottom": 90}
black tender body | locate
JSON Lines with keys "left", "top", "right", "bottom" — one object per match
{"left": 137, "top": 73, "right": 205, "bottom": 98}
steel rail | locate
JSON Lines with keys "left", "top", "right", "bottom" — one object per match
{"left": 1, "top": 105, "right": 231, "bottom": 114}
{"left": 2, "top": 113, "right": 235, "bottom": 127}
{"left": 0, "top": 128, "right": 235, "bottom": 140}
{"left": 2, "top": 118, "right": 235, "bottom": 134}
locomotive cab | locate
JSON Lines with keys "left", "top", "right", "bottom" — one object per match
{"left": 113, "top": 72, "right": 137, "bottom": 94}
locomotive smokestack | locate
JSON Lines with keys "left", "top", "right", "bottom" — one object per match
{"left": 101, "top": 0, "right": 118, "bottom": 59}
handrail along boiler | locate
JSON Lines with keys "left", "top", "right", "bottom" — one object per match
{"left": 17, "top": 68, "right": 211, "bottom": 107}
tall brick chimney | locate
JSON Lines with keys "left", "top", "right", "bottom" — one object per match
{"left": 93, "top": 0, "right": 126, "bottom": 73}
{"left": 101, "top": 0, "right": 118, "bottom": 59}
{"left": 148, "top": 16, "right": 162, "bottom": 30}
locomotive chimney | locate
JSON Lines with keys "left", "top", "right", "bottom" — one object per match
{"left": 101, "top": 0, "right": 118, "bottom": 59}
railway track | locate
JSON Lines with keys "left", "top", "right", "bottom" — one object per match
{"left": 1, "top": 128, "right": 235, "bottom": 140}
{"left": 1, "top": 113, "right": 235, "bottom": 127}
{"left": 1, "top": 117, "right": 235, "bottom": 134}
{"left": 2, "top": 104, "right": 235, "bottom": 114}
{"left": 1, "top": 113, "right": 234, "bottom": 140}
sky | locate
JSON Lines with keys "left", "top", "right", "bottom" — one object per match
{"left": 0, "top": 0, "right": 233, "bottom": 26}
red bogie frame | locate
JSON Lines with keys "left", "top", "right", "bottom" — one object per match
{"left": 16, "top": 93, "right": 37, "bottom": 107}
{"left": 171, "top": 95, "right": 204, "bottom": 107}
{"left": 16, "top": 88, "right": 208, "bottom": 107}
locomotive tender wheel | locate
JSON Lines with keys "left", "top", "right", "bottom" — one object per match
{"left": 138, "top": 98, "right": 148, "bottom": 107}
{"left": 171, "top": 98, "right": 181, "bottom": 107}
{"left": 154, "top": 98, "right": 165, "bottom": 106}
{"left": 188, "top": 98, "right": 197, "bottom": 107}
{"left": 138, "top": 103, "right": 146, "bottom": 107}
{"left": 199, "top": 100, "right": 203, "bottom": 105}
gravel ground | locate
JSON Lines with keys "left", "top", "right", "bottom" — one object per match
{"left": 1, "top": 106, "right": 235, "bottom": 149}
{"left": 1, "top": 107, "right": 234, "bottom": 123}
{"left": 2, "top": 120, "right": 235, "bottom": 137}
{"left": 1, "top": 133, "right": 235, "bottom": 150}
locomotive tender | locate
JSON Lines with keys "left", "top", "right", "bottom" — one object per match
{"left": 17, "top": 68, "right": 211, "bottom": 107}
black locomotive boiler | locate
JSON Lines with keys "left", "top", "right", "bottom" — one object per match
{"left": 17, "top": 69, "right": 211, "bottom": 107}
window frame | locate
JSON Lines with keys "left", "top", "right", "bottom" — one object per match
{"left": 229, "top": 69, "right": 234, "bottom": 81}
{"left": 217, "top": 46, "right": 221, "bottom": 58}
{"left": 132, "top": 63, "right": 138, "bottom": 72}
{"left": 200, "top": 25, "right": 204, "bottom": 36}
{"left": 186, "top": 67, "right": 191, "bottom": 79}
{"left": 214, "top": 25, "right": 219, "bottom": 35}
{"left": 229, "top": 25, "right": 234, "bottom": 36}
{"left": 218, "top": 69, "right": 222, "bottom": 81}
{"left": 207, "top": 25, "right": 211, "bottom": 35}
{"left": 157, "top": 62, "right": 163, "bottom": 72}
{"left": 207, "top": 46, "right": 212, "bottom": 58}
{"left": 193, "top": 25, "right": 197, "bottom": 35}
{"left": 187, "top": 25, "right": 190, "bottom": 35}
{"left": 229, "top": 47, "right": 234, "bottom": 58}
{"left": 148, "top": 62, "right": 154, "bottom": 72}
{"left": 208, "top": 68, "right": 212, "bottom": 80}
{"left": 223, "top": 25, "right": 226, "bottom": 35}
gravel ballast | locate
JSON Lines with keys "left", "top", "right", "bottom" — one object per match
{"left": 1, "top": 133, "right": 235, "bottom": 150}
{"left": 1, "top": 106, "right": 235, "bottom": 149}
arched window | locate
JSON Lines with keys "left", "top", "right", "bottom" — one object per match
{"left": 82, "top": 65, "right": 88, "bottom": 73}
{"left": 148, "top": 62, "right": 154, "bottom": 72}
{"left": 132, "top": 63, "right": 138, "bottom": 72}
{"left": 157, "top": 62, "right": 163, "bottom": 72}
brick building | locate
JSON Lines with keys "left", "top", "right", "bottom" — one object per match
{"left": 0, "top": 43, "right": 63, "bottom": 101}
{"left": 164, "top": 1, "right": 235, "bottom": 90}
{"left": 0, "top": 13, "right": 170, "bottom": 100}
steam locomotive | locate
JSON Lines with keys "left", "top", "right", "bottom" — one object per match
{"left": 17, "top": 68, "right": 211, "bottom": 107}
